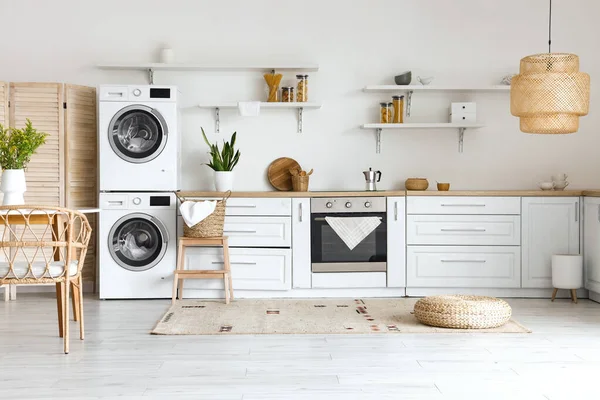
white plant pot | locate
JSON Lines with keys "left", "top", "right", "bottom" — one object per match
{"left": 214, "top": 171, "right": 234, "bottom": 192}
{"left": 0, "top": 169, "right": 26, "bottom": 205}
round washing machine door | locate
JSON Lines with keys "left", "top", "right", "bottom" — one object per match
{"left": 108, "top": 213, "right": 169, "bottom": 272}
{"left": 108, "top": 104, "right": 169, "bottom": 164}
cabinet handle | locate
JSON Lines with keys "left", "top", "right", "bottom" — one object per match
{"left": 212, "top": 261, "right": 257, "bottom": 265}
{"left": 299, "top": 203, "right": 303, "bottom": 222}
{"left": 597, "top": 204, "right": 600, "bottom": 222}
{"left": 440, "top": 204, "right": 486, "bottom": 207}
{"left": 223, "top": 230, "right": 257, "bottom": 234}
{"left": 440, "top": 228, "right": 487, "bottom": 232}
{"left": 575, "top": 201, "right": 579, "bottom": 222}
{"left": 394, "top": 201, "right": 398, "bottom": 221}
{"left": 227, "top": 205, "right": 257, "bottom": 208}
{"left": 441, "top": 259, "right": 487, "bottom": 263}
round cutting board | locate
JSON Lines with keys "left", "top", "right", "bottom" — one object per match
{"left": 268, "top": 157, "right": 301, "bottom": 191}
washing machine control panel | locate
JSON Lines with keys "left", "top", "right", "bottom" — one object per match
{"left": 132, "top": 88, "right": 142, "bottom": 97}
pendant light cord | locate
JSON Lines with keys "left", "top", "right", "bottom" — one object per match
{"left": 548, "top": 0, "right": 552, "bottom": 52}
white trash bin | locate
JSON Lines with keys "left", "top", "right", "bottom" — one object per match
{"left": 551, "top": 254, "right": 583, "bottom": 303}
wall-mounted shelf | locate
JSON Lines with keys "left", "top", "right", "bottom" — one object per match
{"left": 97, "top": 63, "right": 319, "bottom": 84}
{"left": 198, "top": 102, "right": 322, "bottom": 134}
{"left": 360, "top": 123, "right": 485, "bottom": 154}
{"left": 363, "top": 85, "right": 509, "bottom": 117}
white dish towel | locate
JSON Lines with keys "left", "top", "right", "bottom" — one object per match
{"left": 238, "top": 101, "right": 261, "bottom": 117}
{"left": 325, "top": 217, "right": 381, "bottom": 250}
{"left": 180, "top": 200, "right": 217, "bottom": 228}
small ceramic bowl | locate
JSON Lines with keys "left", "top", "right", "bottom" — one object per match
{"left": 417, "top": 76, "right": 434, "bottom": 85}
{"left": 437, "top": 182, "right": 450, "bottom": 191}
{"left": 394, "top": 71, "right": 412, "bottom": 85}
{"left": 538, "top": 182, "right": 555, "bottom": 191}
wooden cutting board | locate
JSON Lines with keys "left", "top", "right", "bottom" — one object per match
{"left": 267, "top": 157, "right": 301, "bottom": 191}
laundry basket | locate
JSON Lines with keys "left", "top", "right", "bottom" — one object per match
{"left": 178, "top": 191, "right": 231, "bottom": 238}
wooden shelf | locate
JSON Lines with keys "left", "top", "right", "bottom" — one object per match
{"left": 363, "top": 85, "right": 510, "bottom": 92}
{"left": 361, "top": 123, "right": 485, "bottom": 154}
{"left": 198, "top": 102, "right": 322, "bottom": 110}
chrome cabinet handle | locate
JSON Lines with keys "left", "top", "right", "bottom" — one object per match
{"left": 394, "top": 201, "right": 398, "bottom": 221}
{"left": 212, "top": 261, "right": 257, "bottom": 265}
{"left": 440, "top": 204, "right": 486, "bottom": 207}
{"left": 440, "top": 228, "right": 486, "bottom": 232}
{"left": 575, "top": 201, "right": 579, "bottom": 222}
{"left": 299, "top": 203, "right": 303, "bottom": 222}
{"left": 227, "top": 205, "right": 257, "bottom": 208}
{"left": 598, "top": 204, "right": 600, "bottom": 222}
{"left": 223, "top": 230, "right": 257, "bottom": 234}
{"left": 441, "top": 259, "right": 487, "bottom": 263}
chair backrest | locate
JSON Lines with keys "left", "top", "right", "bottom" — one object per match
{"left": 0, "top": 206, "right": 91, "bottom": 282}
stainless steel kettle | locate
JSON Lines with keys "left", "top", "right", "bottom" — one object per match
{"left": 363, "top": 168, "right": 382, "bottom": 191}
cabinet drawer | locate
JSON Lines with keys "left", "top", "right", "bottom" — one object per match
{"left": 407, "top": 196, "right": 520, "bottom": 215}
{"left": 407, "top": 215, "right": 520, "bottom": 245}
{"left": 225, "top": 198, "right": 291, "bottom": 216}
{"left": 183, "top": 247, "right": 291, "bottom": 291}
{"left": 407, "top": 246, "right": 521, "bottom": 288}
{"left": 223, "top": 216, "right": 291, "bottom": 247}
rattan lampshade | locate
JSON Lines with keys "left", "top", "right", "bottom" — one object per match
{"left": 511, "top": 53, "right": 590, "bottom": 134}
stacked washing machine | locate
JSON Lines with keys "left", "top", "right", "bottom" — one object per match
{"left": 98, "top": 85, "right": 180, "bottom": 299}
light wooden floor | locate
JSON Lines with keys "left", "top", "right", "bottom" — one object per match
{"left": 2, "top": 294, "right": 600, "bottom": 399}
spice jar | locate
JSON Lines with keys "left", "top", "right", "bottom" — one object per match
{"left": 392, "top": 95, "right": 404, "bottom": 123}
{"left": 380, "top": 102, "right": 392, "bottom": 123}
{"left": 296, "top": 74, "right": 308, "bottom": 102}
{"left": 281, "top": 87, "right": 294, "bottom": 103}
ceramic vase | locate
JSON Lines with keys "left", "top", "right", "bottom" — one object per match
{"left": 214, "top": 171, "right": 234, "bottom": 192}
{"left": 0, "top": 169, "right": 26, "bottom": 205}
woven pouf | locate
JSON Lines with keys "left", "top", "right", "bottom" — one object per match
{"left": 414, "top": 295, "right": 512, "bottom": 329}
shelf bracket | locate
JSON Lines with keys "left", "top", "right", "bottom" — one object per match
{"left": 148, "top": 68, "right": 155, "bottom": 85}
{"left": 376, "top": 128, "right": 382, "bottom": 154}
{"left": 298, "top": 108, "right": 304, "bottom": 133}
{"left": 406, "top": 90, "right": 413, "bottom": 117}
{"left": 458, "top": 127, "right": 465, "bottom": 153}
{"left": 215, "top": 107, "right": 220, "bottom": 133}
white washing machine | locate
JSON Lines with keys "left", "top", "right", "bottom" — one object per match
{"left": 99, "top": 85, "right": 180, "bottom": 192}
{"left": 99, "top": 192, "right": 176, "bottom": 299}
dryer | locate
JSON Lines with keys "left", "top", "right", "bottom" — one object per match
{"left": 99, "top": 192, "right": 176, "bottom": 299}
{"left": 99, "top": 85, "right": 180, "bottom": 192}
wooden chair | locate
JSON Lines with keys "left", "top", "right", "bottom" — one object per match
{"left": 0, "top": 206, "right": 92, "bottom": 354}
{"left": 172, "top": 237, "right": 233, "bottom": 304}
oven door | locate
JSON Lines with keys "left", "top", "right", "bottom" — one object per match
{"left": 310, "top": 212, "right": 387, "bottom": 272}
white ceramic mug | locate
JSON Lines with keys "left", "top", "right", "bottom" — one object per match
{"left": 552, "top": 173, "right": 568, "bottom": 181}
{"left": 553, "top": 181, "right": 569, "bottom": 190}
{"left": 159, "top": 48, "right": 174, "bottom": 64}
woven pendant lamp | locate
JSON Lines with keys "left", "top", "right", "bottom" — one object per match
{"left": 511, "top": 1, "right": 590, "bottom": 134}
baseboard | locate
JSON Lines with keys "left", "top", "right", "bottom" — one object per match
{"left": 182, "top": 288, "right": 407, "bottom": 299}
{"left": 1, "top": 282, "right": 96, "bottom": 295}
{"left": 589, "top": 291, "right": 600, "bottom": 303}
{"left": 406, "top": 287, "right": 589, "bottom": 299}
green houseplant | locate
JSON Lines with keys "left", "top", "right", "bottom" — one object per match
{"left": 0, "top": 119, "right": 48, "bottom": 205}
{"left": 201, "top": 127, "right": 240, "bottom": 191}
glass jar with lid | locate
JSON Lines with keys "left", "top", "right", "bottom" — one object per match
{"left": 380, "top": 102, "right": 392, "bottom": 123}
{"left": 296, "top": 74, "right": 308, "bottom": 102}
{"left": 281, "top": 87, "right": 294, "bottom": 102}
{"left": 392, "top": 95, "right": 404, "bottom": 123}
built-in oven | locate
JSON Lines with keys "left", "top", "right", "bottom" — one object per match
{"left": 311, "top": 197, "right": 387, "bottom": 273}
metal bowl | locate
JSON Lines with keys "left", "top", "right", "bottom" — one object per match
{"left": 394, "top": 71, "right": 412, "bottom": 85}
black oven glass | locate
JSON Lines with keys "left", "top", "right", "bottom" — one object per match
{"left": 311, "top": 212, "right": 387, "bottom": 264}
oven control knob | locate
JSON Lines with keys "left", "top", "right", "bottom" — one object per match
{"left": 132, "top": 197, "right": 142, "bottom": 205}
{"left": 326, "top": 202, "right": 333, "bottom": 208}
{"left": 132, "top": 88, "right": 142, "bottom": 97}
{"left": 345, "top": 202, "right": 352, "bottom": 208}
{"left": 364, "top": 201, "right": 372, "bottom": 208}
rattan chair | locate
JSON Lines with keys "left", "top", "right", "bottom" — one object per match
{"left": 0, "top": 206, "right": 91, "bottom": 354}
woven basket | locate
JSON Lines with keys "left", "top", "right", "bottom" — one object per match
{"left": 414, "top": 295, "right": 512, "bottom": 329}
{"left": 179, "top": 192, "right": 231, "bottom": 238}
{"left": 292, "top": 175, "right": 309, "bottom": 191}
{"left": 405, "top": 178, "right": 429, "bottom": 191}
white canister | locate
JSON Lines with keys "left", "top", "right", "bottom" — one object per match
{"left": 551, "top": 254, "right": 583, "bottom": 289}
{"left": 159, "top": 48, "right": 174, "bottom": 64}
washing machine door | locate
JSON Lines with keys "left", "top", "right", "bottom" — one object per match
{"left": 109, "top": 105, "right": 168, "bottom": 164}
{"left": 108, "top": 213, "right": 169, "bottom": 272}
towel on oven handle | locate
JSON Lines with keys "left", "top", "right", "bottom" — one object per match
{"left": 325, "top": 217, "right": 381, "bottom": 250}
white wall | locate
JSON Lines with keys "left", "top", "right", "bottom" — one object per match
{"left": 0, "top": 0, "right": 598, "bottom": 191}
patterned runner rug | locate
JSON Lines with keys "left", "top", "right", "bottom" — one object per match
{"left": 152, "top": 298, "right": 530, "bottom": 335}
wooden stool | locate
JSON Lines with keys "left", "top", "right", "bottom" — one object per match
{"left": 172, "top": 237, "right": 233, "bottom": 304}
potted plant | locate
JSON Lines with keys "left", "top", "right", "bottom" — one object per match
{"left": 0, "top": 119, "right": 48, "bottom": 205}
{"left": 201, "top": 128, "right": 241, "bottom": 191}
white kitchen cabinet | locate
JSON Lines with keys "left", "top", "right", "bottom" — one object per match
{"left": 183, "top": 247, "right": 291, "bottom": 291}
{"left": 407, "top": 215, "right": 520, "bottom": 246}
{"left": 407, "top": 246, "right": 521, "bottom": 288}
{"left": 222, "top": 216, "right": 291, "bottom": 247}
{"left": 584, "top": 197, "right": 600, "bottom": 293}
{"left": 225, "top": 198, "right": 291, "bottom": 216}
{"left": 292, "top": 198, "right": 311, "bottom": 288}
{"left": 522, "top": 197, "right": 580, "bottom": 288}
{"left": 387, "top": 197, "right": 406, "bottom": 287}
{"left": 407, "top": 196, "right": 520, "bottom": 215}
